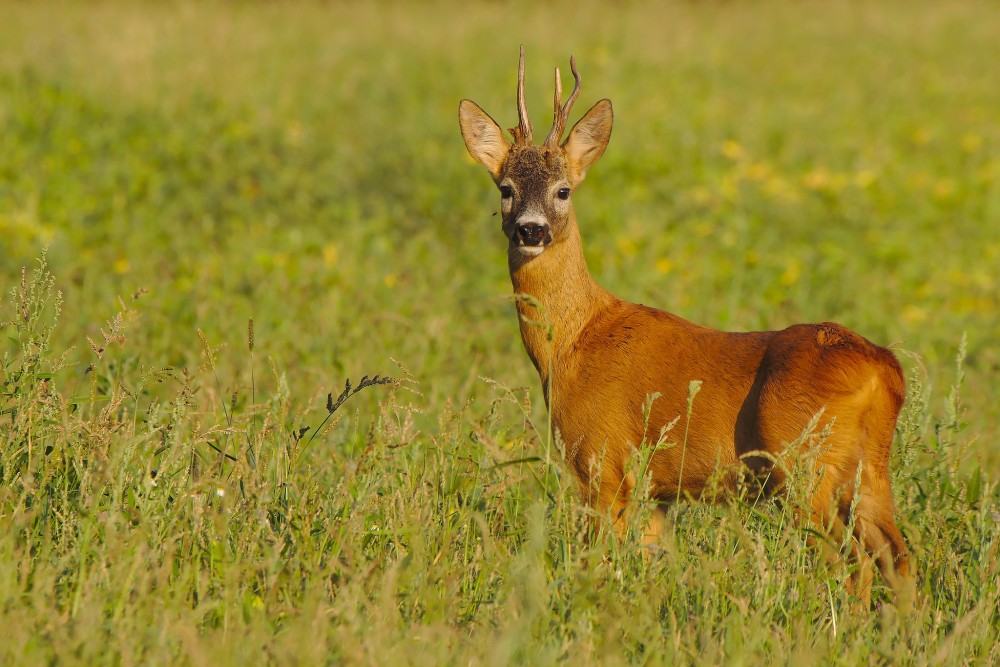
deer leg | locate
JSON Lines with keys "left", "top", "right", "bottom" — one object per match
{"left": 839, "top": 506, "right": 876, "bottom": 608}
{"left": 852, "top": 427, "right": 917, "bottom": 610}
{"left": 641, "top": 504, "right": 666, "bottom": 549}
{"left": 852, "top": 490, "right": 916, "bottom": 612}
{"left": 585, "top": 469, "right": 665, "bottom": 550}
{"left": 799, "top": 470, "right": 876, "bottom": 607}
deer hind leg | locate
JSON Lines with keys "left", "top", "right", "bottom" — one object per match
{"left": 848, "top": 476, "right": 916, "bottom": 611}
{"left": 796, "top": 464, "right": 875, "bottom": 607}
{"left": 850, "top": 400, "right": 917, "bottom": 610}
{"left": 754, "top": 422, "right": 874, "bottom": 604}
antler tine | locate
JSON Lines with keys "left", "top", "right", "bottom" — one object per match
{"left": 513, "top": 45, "right": 533, "bottom": 145}
{"left": 553, "top": 66, "right": 563, "bottom": 118}
{"left": 562, "top": 55, "right": 582, "bottom": 123}
{"left": 544, "top": 55, "right": 582, "bottom": 148}
{"left": 543, "top": 67, "right": 564, "bottom": 148}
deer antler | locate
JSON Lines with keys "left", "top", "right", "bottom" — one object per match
{"left": 544, "top": 55, "right": 581, "bottom": 149}
{"left": 510, "top": 45, "right": 534, "bottom": 146}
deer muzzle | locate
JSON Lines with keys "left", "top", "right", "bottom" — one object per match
{"left": 515, "top": 222, "right": 552, "bottom": 248}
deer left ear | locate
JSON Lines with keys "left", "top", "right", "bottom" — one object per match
{"left": 563, "top": 99, "right": 613, "bottom": 185}
{"left": 459, "top": 99, "right": 511, "bottom": 183}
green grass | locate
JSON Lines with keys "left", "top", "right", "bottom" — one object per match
{"left": 1, "top": 1, "right": 998, "bottom": 664}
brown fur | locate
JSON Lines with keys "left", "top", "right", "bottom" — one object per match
{"left": 459, "top": 54, "right": 915, "bottom": 608}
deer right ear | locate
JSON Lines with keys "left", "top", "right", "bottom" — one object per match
{"left": 459, "top": 100, "right": 511, "bottom": 183}
{"left": 562, "top": 98, "right": 613, "bottom": 186}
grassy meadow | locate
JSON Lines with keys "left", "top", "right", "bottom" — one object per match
{"left": 1, "top": 1, "right": 999, "bottom": 664}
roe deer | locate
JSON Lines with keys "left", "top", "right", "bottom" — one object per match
{"left": 458, "top": 47, "right": 915, "bottom": 608}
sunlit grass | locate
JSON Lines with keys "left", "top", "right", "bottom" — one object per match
{"left": 1, "top": 1, "right": 998, "bottom": 664}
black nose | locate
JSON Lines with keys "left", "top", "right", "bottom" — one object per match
{"left": 516, "top": 223, "right": 551, "bottom": 247}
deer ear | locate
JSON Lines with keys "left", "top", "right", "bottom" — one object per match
{"left": 459, "top": 99, "right": 511, "bottom": 183}
{"left": 562, "top": 99, "right": 613, "bottom": 185}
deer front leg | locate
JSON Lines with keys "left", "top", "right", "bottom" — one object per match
{"left": 581, "top": 466, "right": 665, "bottom": 550}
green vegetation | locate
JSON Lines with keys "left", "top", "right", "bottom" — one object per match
{"left": 1, "top": 1, "right": 997, "bottom": 664}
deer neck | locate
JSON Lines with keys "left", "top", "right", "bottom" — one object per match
{"left": 508, "top": 213, "right": 611, "bottom": 389}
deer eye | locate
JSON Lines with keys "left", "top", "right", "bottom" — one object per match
{"left": 500, "top": 185, "right": 513, "bottom": 199}
{"left": 557, "top": 187, "right": 571, "bottom": 200}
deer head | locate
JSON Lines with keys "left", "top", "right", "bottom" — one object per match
{"left": 459, "top": 47, "right": 613, "bottom": 258}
